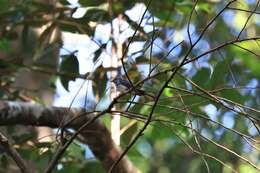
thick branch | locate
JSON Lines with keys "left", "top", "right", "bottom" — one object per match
{"left": 0, "top": 101, "right": 140, "bottom": 173}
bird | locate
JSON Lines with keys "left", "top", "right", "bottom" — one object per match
{"left": 111, "top": 76, "right": 154, "bottom": 99}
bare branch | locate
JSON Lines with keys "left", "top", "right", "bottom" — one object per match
{"left": 0, "top": 132, "right": 33, "bottom": 173}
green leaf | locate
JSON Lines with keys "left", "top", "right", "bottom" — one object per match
{"left": 81, "top": 161, "right": 106, "bottom": 173}
{"left": 59, "top": 52, "right": 79, "bottom": 91}
{"left": 92, "top": 65, "right": 108, "bottom": 100}
{"left": 150, "top": 122, "right": 173, "bottom": 140}
{"left": 121, "top": 121, "right": 138, "bottom": 145}
{"left": 0, "top": 59, "right": 11, "bottom": 69}
{"left": 163, "top": 87, "right": 173, "bottom": 97}
{"left": 0, "top": 39, "right": 11, "bottom": 54}
{"left": 176, "top": 1, "right": 193, "bottom": 14}
{"left": 34, "top": 142, "right": 53, "bottom": 149}
{"left": 192, "top": 67, "right": 211, "bottom": 88}
{"left": 219, "top": 89, "right": 245, "bottom": 105}
{"left": 78, "top": 0, "right": 105, "bottom": 6}
{"left": 229, "top": 44, "right": 260, "bottom": 76}
{"left": 208, "top": 60, "right": 228, "bottom": 89}
{"left": 135, "top": 56, "right": 148, "bottom": 64}
{"left": 239, "top": 164, "right": 260, "bottom": 173}
{"left": 35, "top": 150, "right": 52, "bottom": 171}
{"left": 84, "top": 8, "right": 109, "bottom": 22}
{"left": 0, "top": 0, "right": 10, "bottom": 12}
{"left": 58, "top": 18, "right": 93, "bottom": 34}
{"left": 66, "top": 142, "right": 84, "bottom": 161}
{"left": 196, "top": 2, "right": 211, "bottom": 13}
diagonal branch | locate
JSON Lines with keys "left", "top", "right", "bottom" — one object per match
{"left": 0, "top": 132, "right": 34, "bottom": 173}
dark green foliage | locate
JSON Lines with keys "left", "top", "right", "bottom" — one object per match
{"left": 59, "top": 52, "right": 79, "bottom": 91}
